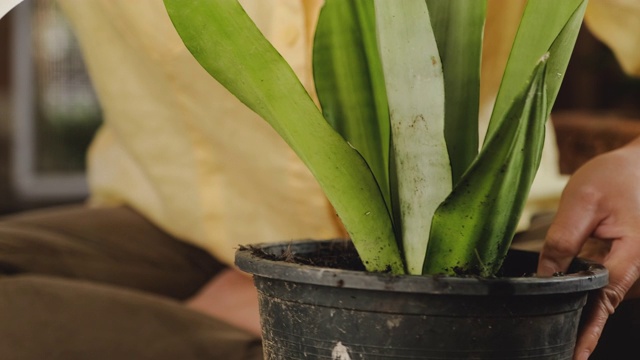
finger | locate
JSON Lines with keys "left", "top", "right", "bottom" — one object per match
{"left": 601, "top": 238, "right": 640, "bottom": 307}
{"left": 537, "top": 188, "right": 604, "bottom": 276}
{"left": 573, "top": 239, "right": 640, "bottom": 359}
{"left": 573, "top": 290, "right": 610, "bottom": 360}
{"left": 576, "top": 237, "right": 610, "bottom": 264}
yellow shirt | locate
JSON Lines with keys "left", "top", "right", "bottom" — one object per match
{"left": 57, "top": 0, "right": 639, "bottom": 266}
{"left": 59, "top": 0, "right": 343, "bottom": 266}
{"left": 585, "top": 0, "right": 640, "bottom": 76}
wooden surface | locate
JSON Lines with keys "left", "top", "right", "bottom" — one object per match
{"left": 552, "top": 111, "right": 640, "bottom": 174}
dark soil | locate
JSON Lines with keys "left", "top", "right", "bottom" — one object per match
{"left": 243, "top": 241, "right": 366, "bottom": 271}
{"left": 243, "top": 240, "right": 589, "bottom": 277}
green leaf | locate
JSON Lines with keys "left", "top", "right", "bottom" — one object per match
{"left": 375, "top": 0, "right": 452, "bottom": 274}
{"left": 426, "top": 0, "right": 486, "bottom": 185}
{"left": 424, "top": 59, "right": 549, "bottom": 276}
{"left": 424, "top": 0, "right": 588, "bottom": 276}
{"left": 486, "top": 0, "right": 588, "bottom": 140}
{"left": 163, "top": 0, "right": 404, "bottom": 274}
{"left": 313, "top": 0, "right": 391, "bottom": 213}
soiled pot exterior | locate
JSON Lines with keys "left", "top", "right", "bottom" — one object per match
{"left": 236, "top": 240, "right": 608, "bottom": 360}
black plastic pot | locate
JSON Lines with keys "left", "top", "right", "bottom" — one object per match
{"left": 235, "top": 239, "right": 608, "bottom": 360}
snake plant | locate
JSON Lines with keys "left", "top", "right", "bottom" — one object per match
{"left": 163, "top": 0, "right": 587, "bottom": 276}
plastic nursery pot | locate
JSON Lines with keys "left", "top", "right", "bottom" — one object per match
{"left": 235, "top": 239, "right": 608, "bottom": 360}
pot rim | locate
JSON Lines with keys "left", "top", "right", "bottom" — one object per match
{"left": 235, "top": 239, "right": 608, "bottom": 296}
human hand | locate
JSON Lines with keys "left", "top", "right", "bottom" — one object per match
{"left": 185, "top": 267, "right": 262, "bottom": 337}
{"left": 537, "top": 137, "right": 640, "bottom": 360}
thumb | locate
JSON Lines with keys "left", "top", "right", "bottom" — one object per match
{"left": 537, "top": 189, "right": 604, "bottom": 276}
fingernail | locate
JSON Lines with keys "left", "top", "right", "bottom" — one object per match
{"left": 537, "top": 259, "right": 558, "bottom": 277}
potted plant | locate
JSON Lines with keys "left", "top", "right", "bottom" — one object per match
{"left": 164, "top": 0, "right": 608, "bottom": 358}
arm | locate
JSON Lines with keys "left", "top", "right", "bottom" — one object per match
{"left": 538, "top": 136, "right": 640, "bottom": 360}
{"left": 185, "top": 268, "right": 261, "bottom": 337}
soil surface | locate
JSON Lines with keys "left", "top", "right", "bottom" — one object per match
{"left": 244, "top": 240, "right": 586, "bottom": 278}
{"left": 244, "top": 241, "right": 367, "bottom": 271}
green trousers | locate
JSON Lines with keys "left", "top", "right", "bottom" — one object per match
{"left": 0, "top": 205, "right": 262, "bottom": 360}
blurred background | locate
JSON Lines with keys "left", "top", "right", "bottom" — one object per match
{"left": 0, "top": 0, "right": 639, "bottom": 215}
{"left": 0, "top": 0, "right": 101, "bottom": 214}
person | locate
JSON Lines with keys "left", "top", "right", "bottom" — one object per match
{"left": 1, "top": 1, "right": 337, "bottom": 359}
{"left": 0, "top": 1, "right": 637, "bottom": 359}
{"left": 536, "top": 1, "right": 640, "bottom": 359}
